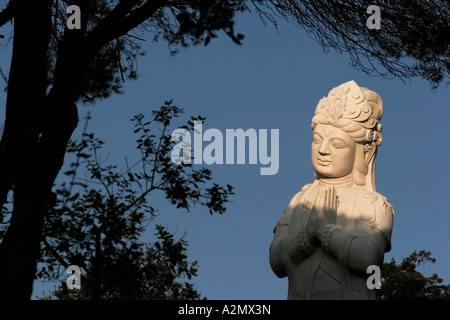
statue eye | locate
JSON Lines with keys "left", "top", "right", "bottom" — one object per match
{"left": 331, "top": 139, "right": 346, "bottom": 148}
{"left": 313, "top": 134, "right": 321, "bottom": 144}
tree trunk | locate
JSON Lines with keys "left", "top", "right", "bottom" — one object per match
{"left": 0, "top": 0, "right": 79, "bottom": 299}
{"left": 0, "top": 0, "right": 52, "bottom": 299}
{"left": 0, "top": 0, "right": 162, "bottom": 299}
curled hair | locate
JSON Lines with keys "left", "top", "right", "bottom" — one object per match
{"left": 311, "top": 83, "right": 383, "bottom": 146}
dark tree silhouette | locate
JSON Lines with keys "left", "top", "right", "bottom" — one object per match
{"left": 37, "top": 103, "right": 226, "bottom": 299}
{"left": 0, "top": 0, "right": 245, "bottom": 300}
{"left": 42, "top": 225, "right": 203, "bottom": 300}
{"left": 255, "top": 0, "right": 449, "bottom": 88}
{"left": 378, "top": 250, "right": 450, "bottom": 300}
{"left": 0, "top": 0, "right": 448, "bottom": 300}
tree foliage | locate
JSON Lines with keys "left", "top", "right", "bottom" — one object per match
{"left": 0, "top": 0, "right": 244, "bottom": 299}
{"left": 38, "top": 101, "right": 232, "bottom": 299}
{"left": 45, "top": 225, "right": 202, "bottom": 300}
{"left": 378, "top": 250, "right": 450, "bottom": 300}
{"left": 255, "top": 0, "right": 449, "bottom": 88}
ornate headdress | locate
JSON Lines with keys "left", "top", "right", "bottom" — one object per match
{"left": 311, "top": 80, "right": 384, "bottom": 192}
{"left": 311, "top": 80, "right": 383, "bottom": 146}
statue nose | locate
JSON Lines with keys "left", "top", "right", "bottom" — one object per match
{"left": 318, "top": 143, "right": 330, "bottom": 155}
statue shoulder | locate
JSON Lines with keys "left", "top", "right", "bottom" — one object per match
{"left": 361, "top": 189, "right": 394, "bottom": 215}
{"left": 377, "top": 193, "right": 395, "bottom": 216}
{"left": 301, "top": 183, "right": 313, "bottom": 193}
{"left": 358, "top": 188, "right": 394, "bottom": 215}
{"left": 276, "top": 183, "right": 313, "bottom": 228}
{"left": 287, "top": 183, "right": 312, "bottom": 208}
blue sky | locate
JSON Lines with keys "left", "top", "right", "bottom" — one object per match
{"left": 1, "top": 4, "right": 449, "bottom": 299}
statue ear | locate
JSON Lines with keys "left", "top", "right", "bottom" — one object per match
{"left": 353, "top": 144, "right": 368, "bottom": 186}
{"left": 356, "top": 144, "right": 369, "bottom": 173}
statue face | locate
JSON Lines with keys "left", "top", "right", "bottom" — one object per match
{"left": 311, "top": 124, "right": 356, "bottom": 178}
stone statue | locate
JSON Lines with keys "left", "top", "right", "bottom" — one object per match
{"left": 269, "top": 80, "right": 394, "bottom": 300}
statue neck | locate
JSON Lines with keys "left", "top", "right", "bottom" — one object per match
{"left": 317, "top": 173, "right": 353, "bottom": 188}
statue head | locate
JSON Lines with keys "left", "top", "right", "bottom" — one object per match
{"left": 311, "top": 80, "right": 383, "bottom": 191}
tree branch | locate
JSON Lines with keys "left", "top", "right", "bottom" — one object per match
{"left": 0, "top": 1, "right": 14, "bottom": 28}
{"left": 43, "top": 238, "right": 70, "bottom": 269}
{"left": 85, "top": 0, "right": 166, "bottom": 53}
{"left": 88, "top": 0, "right": 141, "bottom": 37}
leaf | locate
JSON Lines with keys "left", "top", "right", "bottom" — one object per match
{"left": 204, "top": 35, "right": 211, "bottom": 46}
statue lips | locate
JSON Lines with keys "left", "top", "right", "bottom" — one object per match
{"left": 317, "top": 158, "right": 332, "bottom": 166}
